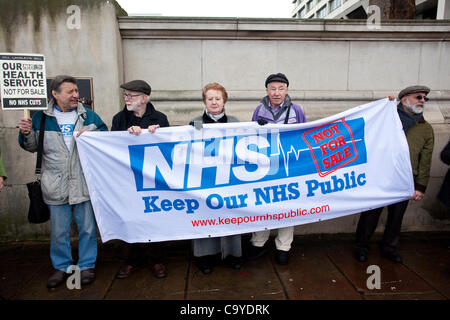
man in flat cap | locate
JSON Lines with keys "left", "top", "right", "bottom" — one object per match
{"left": 246, "top": 73, "right": 306, "bottom": 265}
{"left": 354, "top": 85, "right": 434, "bottom": 263}
{"left": 112, "top": 80, "right": 169, "bottom": 134}
{"left": 112, "top": 79, "right": 170, "bottom": 279}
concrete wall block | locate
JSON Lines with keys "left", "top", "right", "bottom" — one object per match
{"left": 403, "top": 199, "right": 450, "bottom": 231}
{"left": 0, "top": 184, "right": 51, "bottom": 241}
{"left": 0, "top": 128, "right": 36, "bottom": 185}
{"left": 202, "top": 40, "right": 277, "bottom": 90}
{"left": 277, "top": 41, "right": 350, "bottom": 91}
{"left": 348, "top": 41, "right": 422, "bottom": 91}
{"left": 419, "top": 42, "right": 444, "bottom": 89}
{"left": 123, "top": 39, "right": 202, "bottom": 91}
{"left": 421, "top": 176, "right": 450, "bottom": 221}
{"left": 438, "top": 101, "right": 450, "bottom": 123}
{"left": 425, "top": 102, "right": 446, "bottom": 124}
{"left": 437, "top": 41, "right": 450, "bottom": 89}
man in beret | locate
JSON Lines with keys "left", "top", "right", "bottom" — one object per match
{"left": 354, "top": 85, "right": 434, "bottom": 263}
{"left": 112, "top": 79, "right": 170, "bottom": 279}
{"left": 246, "top": 73, "right": 306, "bottom": 265}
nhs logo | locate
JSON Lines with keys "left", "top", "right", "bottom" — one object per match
{"left": 128, "top": 119, "right": 367, "bottom": 192}
{"left": 60, "top": 124, "right": 74, "bottom": 137}
{"left": 129, "top": 133, "right": 276, "bottom": 191}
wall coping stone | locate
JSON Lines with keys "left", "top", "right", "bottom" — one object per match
{"left": 118, "top": 17, "right": 450, "bottom": 41}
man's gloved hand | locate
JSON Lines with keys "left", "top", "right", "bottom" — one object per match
{"left": 190, "top": 120, "right": 203, "bottom": 130}
{"left": 257, "top": 119, "right": 268, "bottom": 126}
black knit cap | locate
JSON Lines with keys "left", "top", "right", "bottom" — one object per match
{"left": 265, "top": 73, "right": 289, "bottom": 88}
{"left": 120, "top": 80, "right": 151, "bottom": 95}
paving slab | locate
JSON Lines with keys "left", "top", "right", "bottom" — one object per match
{"left": 400, "top": 249, "right": 450, "bottom": 299}
{"left": 0, "top": 242, "right": 49, "bottom": 265}
{"left": 105, "top": 241, "right": 190, "bottom": 300}
{"left": 14, "top": 262, "right": 118, "bottom": 300}
{"left": 105, "top": 258, "right": 188, "bottom": 300}
{"left": 0, "top": 263, "right": 47, "bottom": 300}
{"left": 186, "top": 256, "right": 286, "bottom": 300}
{"left": 327, "top": 242, "right": 446, "bottom": 300}
{"left": 274, "top": 243, "right": 362, "bottom": 300}
{"left": 365, "top": 292, "right": 446, "bottom": 300}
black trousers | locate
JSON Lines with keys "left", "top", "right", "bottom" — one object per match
{"left": 120, "top": 242, "right": 165, "bottom": 266}
{"left": 355, "top": 200, "right": 409, "bottom": 252}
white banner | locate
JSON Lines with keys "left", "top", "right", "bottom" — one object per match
{"left": 76, "top": 99, "right": 414, "bottom": 243}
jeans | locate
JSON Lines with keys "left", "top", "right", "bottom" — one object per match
{"left": 48, "top": 201, "right": 98, "bottom": 272}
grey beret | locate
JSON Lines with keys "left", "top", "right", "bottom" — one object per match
{"left": 398, "top": 85, "right": 430, "bottom": 100}
{"left": 265, "top": 73, "right": 289, "bottom": 88}
{"left": 120, "top": 80, "right": 151, "bottom": 95}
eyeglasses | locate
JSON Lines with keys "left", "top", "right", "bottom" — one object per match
{"left": 123, "top": 93, "right": 143, "bottom": 99}
{"left": 414, "top": 95, "right": 429, "bottom": 102}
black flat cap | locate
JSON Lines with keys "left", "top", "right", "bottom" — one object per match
{"left": 265, "top": 73, "right": 289, "bottom": 88}
{"left": 120, "top": 80, "right": 151, "bottom": 95}
{"left": 398, "top": 85, "right": 430, "bottom": 100}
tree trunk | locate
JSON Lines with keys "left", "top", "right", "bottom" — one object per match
{"left": 369, "top": 0, "right": 415, "bottom": 19}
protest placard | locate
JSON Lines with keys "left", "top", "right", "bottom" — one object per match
{"left": 0, "top": 53, "right": 47, "bottom": 112}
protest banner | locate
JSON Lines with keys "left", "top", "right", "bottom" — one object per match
{"left": 0, "top": 53, "right": 47, "bottom": 118}
{"left": 75, "top": 98, "right": 414, "bottom": 243}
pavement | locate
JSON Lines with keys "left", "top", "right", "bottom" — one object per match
{"left": 1, "top": 232, "right": 449, "bottom": 303}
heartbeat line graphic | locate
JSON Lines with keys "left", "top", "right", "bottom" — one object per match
{"left": 273, "top": 134, "right": 363, "bottom": 177}
{"left": 272, "top": 134, "right": 306, "bottom": 177}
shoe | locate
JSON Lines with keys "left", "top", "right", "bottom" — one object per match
{"left": 354, "top": 247, "right": 368, "bottom": 262}
{"left": 116, "top": 264, "right": 136, "bottom": 279}
{"left": 47, "top": 269, "right": 68, "bottom": 289}
{"left": 151, "top": 263, "right": 167, "bottom": 278}
{"left": 275, "top": 249, "right": 289, "bottom": 265}
{"left": 224, "top": 255, "right": 241, "bottom": 270}
{"left": 80, "top": 268, "right": 96, "bottom": 285}
{"left": 245, "top": 245, "right": 267, "bottom": 261}
{"left": 382, "top": 250, "right": 402, "bottom": 263}
{"left": 195, "top": 256, "right": 212, "bottom": 274}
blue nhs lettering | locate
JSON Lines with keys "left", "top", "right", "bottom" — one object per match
{"left": 129, "top": 135, "right": 271, "bottom": 191}
{"left": 59, "top": 124, "right": 74, "bottom": 137}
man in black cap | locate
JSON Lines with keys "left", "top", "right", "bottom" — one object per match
{"left": 354, "top": 85, "right": 434, "bottom": 263}
{"left": 112, "top": 79, "right": 169, "bottom": 279}
{"left": 112, "top": 79, "right": 169, "bottom": 134}
{"left": 246, "top": 73, "right": 306, "bottom": 266}
{"left": 251, "top": 73, "right": 306, "bottom": 124}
